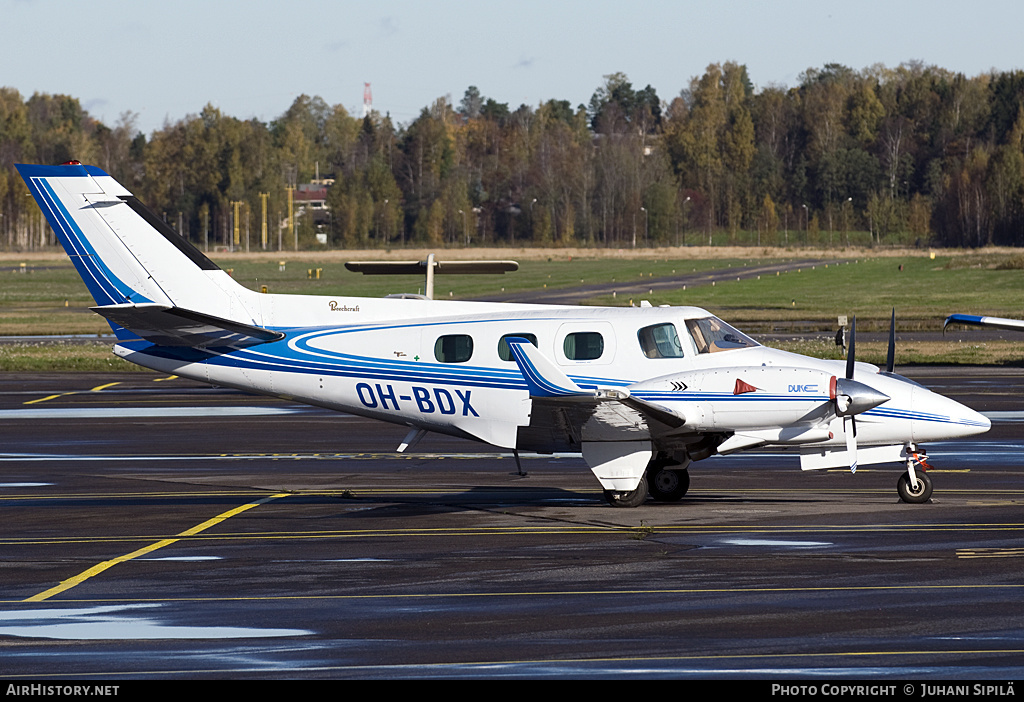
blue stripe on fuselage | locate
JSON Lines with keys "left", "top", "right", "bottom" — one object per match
{"left": 120, "top": 338, "right": 979, "bottom": 430}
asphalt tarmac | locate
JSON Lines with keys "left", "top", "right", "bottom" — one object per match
{"left": 0, "top": 368, "right": 1023, "bottom": 679}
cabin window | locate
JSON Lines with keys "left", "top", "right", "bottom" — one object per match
{"left": 685, "top": 317, "right": 759, "bottom": 354}
{"left": 497, "top": 333, "right": 538, "bottom": 361}
{"left": 563, "top": 331, "right": 604, "bottom": 360}
{"left": 434, "top": 334, "right": 474, "bottom": 363}
{"left": 638, "top": 323, "right": 685, "bottom": 358}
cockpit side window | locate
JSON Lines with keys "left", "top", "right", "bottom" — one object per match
{"left": 638, "top": 323, "right": 685, "bottom": 358}
{"left": 685, "top": 317, "right": 759, "bottom": 354}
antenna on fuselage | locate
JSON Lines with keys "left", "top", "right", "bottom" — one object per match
{"left": 344, "top": 253, "right": 519, "bottom": 299}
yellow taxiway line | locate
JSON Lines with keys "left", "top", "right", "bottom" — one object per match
{"left": 23, "top": 382, "right": 121, "bottom": 405}
{"left": 23, "top": 493, "right": 289, "bottom": 602}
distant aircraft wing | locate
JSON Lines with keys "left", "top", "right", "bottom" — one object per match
{"left": 345, "top": 257, "right": 519, "bottom": 300}
{"left": 344, "top": 260, "right": 519, "bottom": 275}
{"left": 93, "top": 303, "right": 285, "bottom": 347}
{"left": 943, "top": 313, "right": 1024, "bottom": 333}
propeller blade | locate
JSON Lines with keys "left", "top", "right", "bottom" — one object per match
{"left": 845, "top": 416, "right": 858, "bottom": 473}
{"left": 885, "top": 308, "right": 896, "bottom": 374}
{"left": 845, "top": 316, "right": 856, "bottom": 380}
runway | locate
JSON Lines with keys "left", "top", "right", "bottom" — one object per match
{"left": 1, "top": 369, "right": 1023, "bottom": 679}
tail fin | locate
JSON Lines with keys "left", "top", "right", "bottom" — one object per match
{"left": 17, "top": 163, "right": 270, "bottom": 346}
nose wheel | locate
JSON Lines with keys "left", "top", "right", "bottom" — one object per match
{"left": 897, "top": 448, "right": 934, "bottom": 503}
{"left": 897, "top": 470, "right": 933, "bottom": 503}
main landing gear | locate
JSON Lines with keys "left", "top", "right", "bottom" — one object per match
{"left": 648, "top": 462, "right": 690, "bottom": 502}
{"left": 603, "top": 474, "right": 649, "bottom": 508}
{"left": 897, "top": 446, "right": 934, "bottom": 504}
{"left": 602, "top": 455, "right": 691, "bottom": 507}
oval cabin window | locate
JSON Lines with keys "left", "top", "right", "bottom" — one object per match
{"left": 497, "top": 333, "right": 538, "bottom": 362}
{"left": 434, "top": 334, "right": 474, "bottom": 363}
{"left": 563, "top": 331, "right": 604, "bottom": 361}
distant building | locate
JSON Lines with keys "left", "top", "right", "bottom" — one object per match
{"left": 284, "top": 177, "right": 335, "bottom": 244}
{"left": 294, "top": 182, "right": 329, "bottom": 211}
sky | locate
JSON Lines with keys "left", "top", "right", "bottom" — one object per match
{"left": 4, "top": 0, "right": 1024, "bottom": 137}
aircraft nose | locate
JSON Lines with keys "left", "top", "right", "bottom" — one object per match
{"left": 912, "top": 386, "right": 991, "bottom": 441}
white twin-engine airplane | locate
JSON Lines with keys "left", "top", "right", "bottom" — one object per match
{"left": 18, "top": 163, "right": 991, "bottom": 507}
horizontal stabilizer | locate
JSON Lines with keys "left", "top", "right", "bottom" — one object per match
{"left": 944, "top": 313, "right": 1024, "bottom": 333}
{"left": 92, "top": 303, "right": 284, "bottom": 347}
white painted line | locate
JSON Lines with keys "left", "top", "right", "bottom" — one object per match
{"left": 983, "top": 411, "right": 1024, "bottom": 422}
{"left": 0, "top": 406, "right": 312, "bottom": 419}
{"left": 0, "top": 604, "right": 311, "bottom": 640}
{"left": 721, "top": 538, "right": 831, "bottom": 548}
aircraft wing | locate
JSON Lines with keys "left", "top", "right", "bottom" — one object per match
{"left": 944, "top": 313, "right": 1024, "bottom": 333}
{"left": 93, "top": 303, "right": 285, "bottom": 347}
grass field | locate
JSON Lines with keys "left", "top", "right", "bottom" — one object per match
{"left": 0, "top": 252, "right": 760, "bottom": 336}
{"left": 592, "top": 255, "right": 1024, "bottom": 329}
{"left": 2, "top": 245, "right": 1023, "bottom": 370}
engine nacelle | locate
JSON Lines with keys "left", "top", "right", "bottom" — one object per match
{"left": 630, "top": 365, "right": 842, "bottom": 433}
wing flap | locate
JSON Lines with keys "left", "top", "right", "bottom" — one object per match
{"left": 92, "top": 303, "right": 284, "bottom": 347}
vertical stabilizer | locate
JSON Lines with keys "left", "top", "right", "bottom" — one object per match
{"left": 17, "top": 163, "right": 262, "bottom": 332}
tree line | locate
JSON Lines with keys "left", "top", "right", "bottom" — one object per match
{"left": 3, "top": 60, "right": 1024, "bottom": 251}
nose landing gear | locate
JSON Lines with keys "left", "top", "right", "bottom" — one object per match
{"left": 898, "top": 446, "right": 934, "bottom": 503}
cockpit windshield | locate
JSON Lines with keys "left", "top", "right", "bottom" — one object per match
{"left": 685, "top": 316, "right": 760, "bottom": 354}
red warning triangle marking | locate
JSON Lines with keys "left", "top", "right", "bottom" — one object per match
{"left": 733, "top": 378, "right": 758, "bottom": 395}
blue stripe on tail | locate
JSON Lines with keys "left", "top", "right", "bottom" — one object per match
{"left": 19, "top": 166, "right": 150, "bottom": 307}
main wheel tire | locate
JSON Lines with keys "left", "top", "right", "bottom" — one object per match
{"left": 648, "top": 466, "right": 690, "bottom": 502}
{"left": 603, "top": 475, "right": 648, "bottom": 508}
{"left": 897, "top": 470, "right": 933, "bottom": 503}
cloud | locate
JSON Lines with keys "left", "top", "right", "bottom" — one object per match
{"left": 379, "top": 16, "right": 398, "bottom": 37}
{"left": 83, "top": 97, "right": 110, "bottom": 116}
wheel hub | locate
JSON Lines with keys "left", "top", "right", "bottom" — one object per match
{"left": 654, "top": 470, "right": 679, "bottom": 492}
